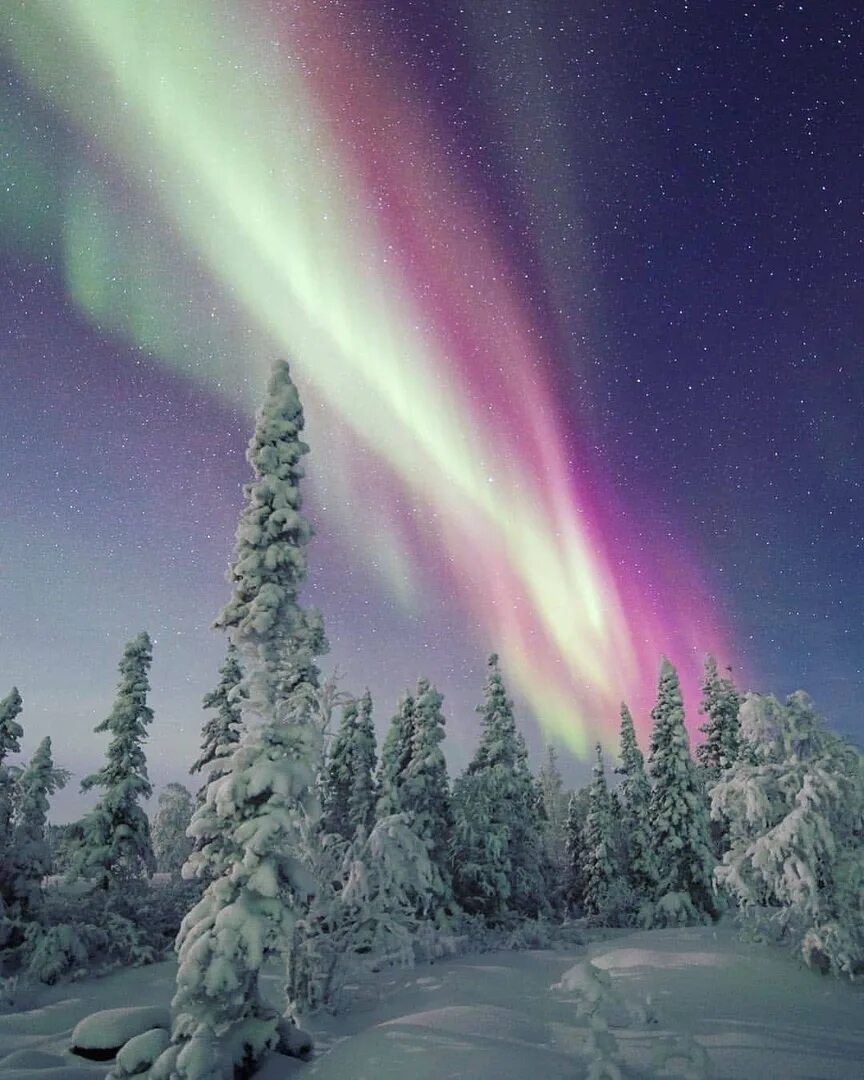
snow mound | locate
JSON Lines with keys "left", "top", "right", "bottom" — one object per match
{"left": 109, "top": 1027, "right": 170, "bottom": 1077}
{"left": 591, "top": 949, "right": 726, "bottom": 972}
{"left": 0, "top": 1047, "right": 104, "bottom": 1079}
{"left": 380, "top": 1003, "right": 550, "bottom": 1046}
{"left": 306, "top": 1014, "right": 577, "bottom": 1080}
{"left": 0, "top": 997, "right": 87, "bottom": 1036}
{"left": 70, "top": 1005, "right": 170, "bottom": 1059}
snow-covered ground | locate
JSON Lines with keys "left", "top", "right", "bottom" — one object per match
{"left": 1, "top": 922, "right": 861, "bottom": 1079}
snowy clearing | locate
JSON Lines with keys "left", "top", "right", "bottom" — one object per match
{"left": 1, "top": 922, "right": 861, "bottom": 1079}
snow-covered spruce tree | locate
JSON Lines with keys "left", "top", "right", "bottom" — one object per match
{"left": 616, "top": 703, "right": 658, "bottom": 904}
{"left": 191, "top": 645, "right": 245, "bottom": 800}
{"left": 348, "top": 689, "right": 377, "bottom": 839}
{"left": 451, "top": 768, "right": 510, "bottom": 918}
{"left": 697, "top": 655, "right": 741, "bottom": 780}
{"left": 151, "top": 360, "right": 328, "bottom": 1080}
{"left": 0, "top": 687, "right": 24, "bottom": 912}
{"left": 452, "top": 654, "right": 547, "bottom": 921}
{"left": 400, "top": 677, "right": 454, "bottom": 915}
{"left": 582, "top": 744, "right": 626, "bottom": 924}
{"left": 338, "top": 813, "right": 439, "bottom": 954}
{"left": 152, "top": 783, "right": 195, "bottom": 878}
{"left": 376, "top": 693, "right": 416, "bottom": 818}
{"left": 72, "top": 633, "right": 156, "bottom": 889}
{"left": 157, "top": 708, "right": 321, "bottom": 1079}
{"left": 507, "top": 768, "right": 548, "bottom": 920}
{"left": 213, "top": 358, "right": 327, "bottom": 716}
{"left": 647, "top": 659, "right": 717, "bottom": 925}
{"left": 565, "top": 786, "right": 590, "bottom": 912}
{"left": 538, "top": 746, "right": 569, "bottom": 883}
{"left": 712, "top": 691, "right": 864, "bottom": 978}
{"left": 7, "top": 737, "right": 65, "bottom": 919}
{"left": 320, "top": 697, "right": 359, "bottom": 842}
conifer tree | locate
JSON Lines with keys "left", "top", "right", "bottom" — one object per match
{"left": 376, "top": 694, "right": 416, "bottom": 818}
{"left": 538, "top": 746, "right": 568, "bottom": 874}
{"left": 7, "top": 737, "right": 64, "bottom": 918}
{"left": 213, "top": 359, "right": 328, "bottom": 720}
{"left": 401, "top": 677, "right": 454, "bottom": 912}
{"left": 72, "top": 633, "right": 156, "bottom": 889}
{"left": 564, "top": 786, "right": 589, "bottom": 911}
{"left": 155, "top": 707, "right": 320, "bottom": 1080}
{"left": 191, "top": 645, "right": 245, "bottom": 798}
{"left": 713, "top": 692, "right": 864, "bottom": 978}
{"left": 452, "top": 655, "right": 546, "bottom": 920}
{"left": 320, "top": 698, "right": 359, "bottom": 842}
{"left": 152, "top": 783, "right": 195, "bottom": 878}
{"left": 582, "top": 745, "right": 620, "bottom": 922}
{"left": 616, "top": 703, "right": 657, "bottom": 900}
{"left": 0, "top": 687, "right": 24, "bottom": 909}
{"left": 0, "top": 688, "right": 23, "bottom": 770}
{"left": 648, "top": 659, "right": 717, "bottom": 923}
{"left": 348, "top": 689, "right": 377, "bottom": 839}
{"left": 507, "top": 729, "right": 549, "bottom": 918}
{"left": 697, "top": 655, "right": 742, "bottom": 779}
{"left": 153, "top": 361, "right": 327, "bottom": 1080}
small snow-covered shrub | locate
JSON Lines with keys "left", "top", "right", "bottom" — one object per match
{"left": 640, "top": 890, "right": 707, "bottom": 929}
{"left": 503, "top": 917, "right": 554, "bottom": 951}
{"left": 23, "top": 923, "right": 92, "bottom": 984}
{"left": 101, "top": 911, "right": 156, "bottom": 969}
{"left": 0, "top": 974, "right": 20, "bottom": 1009}
{"left": 21, "top": 881, "right": 175, "bottom": 983}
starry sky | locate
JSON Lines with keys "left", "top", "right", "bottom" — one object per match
{"left": 1, "top": 1, "right": 861, "bottom": 820}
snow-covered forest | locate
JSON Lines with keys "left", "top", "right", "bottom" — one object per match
{"left": 1, "top": 362, "right": 861, "bottom": 1079}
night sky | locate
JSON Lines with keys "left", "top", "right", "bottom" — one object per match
{"left": 1, "top": 1, "right": 861, "bottom": 821}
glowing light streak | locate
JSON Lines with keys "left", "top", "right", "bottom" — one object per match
{"left": 4, "top": 0, "right": 734, "bottom": 752}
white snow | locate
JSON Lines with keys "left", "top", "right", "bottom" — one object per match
{"left": 1, "top": 923, "right": 862, "bottom": 1078}
{"left": 111, "top": 1027, "right": 170, "bottom": 1076}
{"left": 71, "top": 1006, "right": 170, "bottom": 1051}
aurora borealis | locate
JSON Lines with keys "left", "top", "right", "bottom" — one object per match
{"left": 2, "top": 2, "right": 861, "bottom": 816}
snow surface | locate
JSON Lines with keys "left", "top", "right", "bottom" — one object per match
{"left": 71, "top": 1006, "right": 170, "bottom": 1051}
{"left": 1, "top": 922, "right": 861, "bottom": 1078}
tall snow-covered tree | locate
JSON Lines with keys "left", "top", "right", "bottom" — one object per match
{"left": 348, "top": 689, "right": 377, "bottom": 839}
{"left": 0, "top": 687, "right": 24, "bottom": 910}
{"left": 697, "top": 655, "right": 741, "bottom": 779}
{"left": 712, "top": 691, "right": 864, "bottom": 978}
{"left": 538, "top": 745, "right": 569, "bottom": 882}
{"left": 320, "top": 698, "right": 360, "bottom": 842}
{"left": 648, "top": 659, "right": 717, "bottom": 924}
{"left": 191, "top": 645, "right": 245, "bottom": 799}
{"left": 401, "top": 678, "right": 453, "bottom": 913}
{"left": 376, "top": 693, "right": 416, "bottom": 818}
{"left": 72, "top": 632, "right": 156, "bottom": 889}
{"left": 153, "top": 360, "right": 327, "bottom": 1080}
{"left": 152, "top": 710, "right": 320, "bottom": 1079}
{"left": 564, "top": 785, "right": 590, "bottom": 912}
{"left": 452, "top": 655, "right": 546, "bottom": 920}
{"left": 451, "top": 768, "right": 510, "bottom": 918}
{"left": 152, "top": 783, "right": 195, "bottom": 878}
{"left": 213, "top": 358, "right": 328, "bottom": 721}
{"left": 616, "top": 703, "right": 657, "bottom": 900}
{"left": 582, "top": 745, "right": 621, "bottom": 922}
{"left": 7, "top": 737, "right": 65, "bottom": 918}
